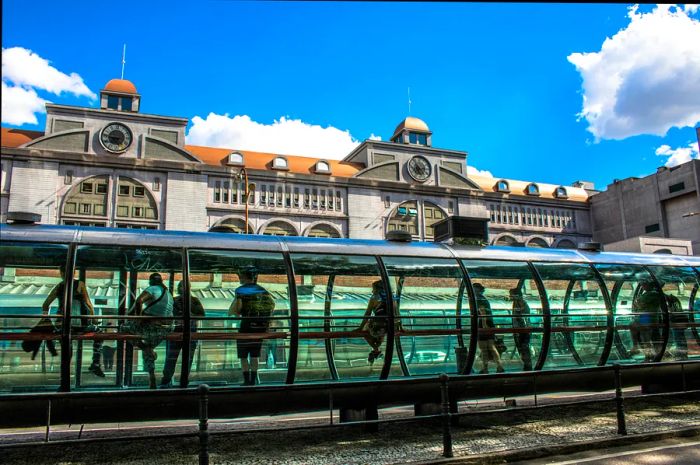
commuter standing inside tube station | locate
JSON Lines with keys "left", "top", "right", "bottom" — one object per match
{"left": 633, "top": 280, "right": 662, "bottom": 362}
{"left": 510, "top": 287, "right": 533, "bottom": 371}
{"left": 474, "top": 283, "right": 504, "bottom": 374}
{"left": 122, "top": 272, "right": 174, "bottom": 389}
{"left": 160, "top": 281, "right": 205, "bottom": 388}
{"left": 358, "top": 280, "right": 390, "bottom": 364}
{"left": 229, "top": 266, "right": 275, "bottom": 386}
{"left": 42, "top": 267, "right": 105, "bottom": 378}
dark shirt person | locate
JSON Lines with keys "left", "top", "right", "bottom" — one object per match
{"left": 510, "top": 288, "right": 533, "bottom": 371}
{"left": 229, "top": 267, "right": 275, "bottom": 386}
{"left": 474, "top": 283, "right": 504, "bottom": 374}
{"left": 42, "top": 267, "right": 105, "bottom": 377}
{"left": 160, "top": 281, "right": 205, "bottom": 388}
{"left": 666, "top": 292, "right": 688, "bottom": 360}
{"left": 633, "top": 280, "right": 662, "bottom": 362}
{"left": 358, "top": 280, "right": 390, "bottom": 364}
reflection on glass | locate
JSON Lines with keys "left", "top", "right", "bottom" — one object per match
{"left": 0, "top": 242, "right": 68, "bottom": 393}
{"left": 595, "top": 264, "right": 664, "bottom": 364}
{"left": 533, "top": 262, "right": 609, "bottom": 369}
{"left": 382, "top": 257, "right": 467, "bottom": 376}
{"left": 646, "top": 266, "right": 699, "bottom": 361}
{"left": 291, "top": 254, "right": 386, "bottom": 380}
{"left": 76, "top": 245, "right": 183, "bottom": 389}
{"left": 188, "top": 249, "right": 289, "bottom": 386}
{"left": 462, "top": 260, "right": 543, "bottom": 373}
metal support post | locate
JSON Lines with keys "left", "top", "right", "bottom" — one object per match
{"left": 613, "top": 364, "right": 627, "bottom": 435}
{"left": 45, "top": 400, "right": 51, "bottom": 442}
{"left": 198, "top": 384, "right": 210, "bottom": 465}
{"left": 440, "top": 373, "right": 453, "bottom": 458}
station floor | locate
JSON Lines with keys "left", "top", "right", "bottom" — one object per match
{"left": 2, "top": 391, "right": 699, "bottom": 464}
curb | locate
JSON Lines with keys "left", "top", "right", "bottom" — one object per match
{"left": 409, "top": 425, "right": 700, "bottom": 464}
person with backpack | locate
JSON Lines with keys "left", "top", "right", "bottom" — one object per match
{"left": 358, "top": 280, "right": 390, "bottom": 364}
{"left": 229, "top": 266, "right": 275, "bottom": 386}
{"left": 42, "top": 267, "right": 105, "bottom": 377}
{"left": 122, "top": 272, "right": 174, "bottom": 389}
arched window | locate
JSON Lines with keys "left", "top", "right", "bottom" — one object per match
{"left": 62, "top": 176, "right": 159, "bottom": 229}
{"left": 496, "top": 180, "right": 510, "bottom": 192}
{"left": 387, "top": 200, "right": 419, "bottom": 237}
{"left": 423, "top": 201, "right": 446, "bottom": 239}
{"left": 653, "top": 248, "right": 673, "bottom": 254}
{"left": 272, "top": 157, "right": 289, "bottom": 170}
{"left": 527, "top": 237, "right": 549, "bottom": 248}
{"left": 555, "top": 186, "right": 568, "bottom": 198}
{"left": 314, "top": 160, "right": 331, "bottom": 174}
{"left": 526, "top": 183, "right": 540, "bottom": 196}
{"left": 227, "top": 152, "right": 244, "bottom": 166}
{"left": 214, "top": 217, "right": 253, "bottom": 234}
{"left": 262, "top": 220, "right": 298, "bottom": 236}
{"left": 494, "top": 235, "right": 518, "bottom": 246}
{"left": 307, "top": 223, "right": 341, "bottom": 238}
{"left": 556, "top": 239, "right": 576, "bottom": 249}
{"left": 61, "top": 175, "right": 110, "bottom": 227}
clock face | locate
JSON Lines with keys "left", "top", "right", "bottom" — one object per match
{"left": 407, "top": 156, "right": 431, "bottom": 182}
{"left": 100, "top": 123, "right": 133, "bottom": 153}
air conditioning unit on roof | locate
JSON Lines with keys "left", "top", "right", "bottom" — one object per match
{"left": 433, "top": 216, "right": 489, "bottom": 246}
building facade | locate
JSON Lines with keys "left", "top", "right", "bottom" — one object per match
{"left": 2, "top": 78, "right": 596, "bottom": 247}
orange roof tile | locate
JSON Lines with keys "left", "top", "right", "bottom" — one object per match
{"left": 1, "top": 127, "right": 44, "bottom": 148}
{"left": 469, "top": 174, "right": 589, "bottom": 202}
{"left": 185, "top": 145, "right": 363, "bottom": 177}
{"left": 103, "top": 79, "right": 137, "bottom": 94}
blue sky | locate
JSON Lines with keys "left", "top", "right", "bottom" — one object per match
{"left": 2, "top": 2, "right": 699, "bottom": 190}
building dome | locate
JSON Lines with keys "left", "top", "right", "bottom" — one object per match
{"left": 103, "top": 79, "right": 137, "bottom": 94}
{"left": 392, "top": 116, "right": 430, "bottom": 139}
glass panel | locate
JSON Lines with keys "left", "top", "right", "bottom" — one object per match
{"left": 596, "top": 264, "right": 664, "bottom": 364}
{"left": 533, "top": 263, "right": 609, "bottom": 369}
{"left": 383, "top": 257, "right": 469, "bottom": 376}
{"left": 647, "top": 266, "right": 700, "bottom": 361}
{"left": 0, "top": 242, "right": 68, "bottom": 393}
{"left": 463, "top": 260, "right": 544, "bottom": 374}
{"left": 120, "top": 96, "right": 132, "bottom": 111}
{"left": 291, "top": 254, "right": 388, "bottom": 381}
{"left": 75, "top": 245, "right": 183, "bottom": 390}
{"left": 188, "top": 249, "right": 289, "bottom": 387}
{"left": 107, "top": 95, "right": 119, "bottom": 109}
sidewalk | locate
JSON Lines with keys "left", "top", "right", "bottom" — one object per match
{"left": 2, "top": 394, "right": 699, "bottom": 464}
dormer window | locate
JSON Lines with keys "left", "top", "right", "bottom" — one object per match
{"left": 526, "top": 183, "right": 540, "bottom": 196}
{"left": 272, "top": 156, "right": 289, "bottom": 170}
{"left": 496, "top": 180, "right": 510, "bottom": 193}
{"left": 408, "top": 132, "right": 428, "bottom": 145}
{"left": 314, "top": 160, "right": 331, "bottom": 174}
{"left": 227, "top": 152, "right": 244, "bottom": 166}
{"left": 555, "top": 186, "right": 568, "bottom": 198}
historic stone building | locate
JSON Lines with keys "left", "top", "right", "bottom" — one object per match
{"left": 1, "top": 78, "right": 595, "bottom": 247}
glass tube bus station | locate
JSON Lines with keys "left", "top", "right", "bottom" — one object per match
{"left": 2, "top": 223, "right": 698, "bottom": 397}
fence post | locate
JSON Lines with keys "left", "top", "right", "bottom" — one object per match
{"left": 440, "top": 373, "right": 453, "bottom": 458}
{"left": 613, "top": 364, "right": 627, "bottom": 435}
{"left": 45, "top": 399, "right": 51, "bottom": 443}
{"left": 198, "top": 384, "right": 210, "bottom": 465}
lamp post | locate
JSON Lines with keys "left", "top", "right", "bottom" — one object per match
{"left": 230, "top": 167, "right": 254, "bottom": 234}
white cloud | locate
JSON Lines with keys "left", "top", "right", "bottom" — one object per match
{"left": 187, "top": 113, "right": 367, "bottom": 159}
{"left": 655, "top": 142, "right": 700, "bottom": 167}
{"left": 368, "top": 133, "right": 382, "bottom": 141}
{"left": 684, "top": 4, "right": 699, "bottom": 14}
{"left": 2, "top": 47, "right": 95, "bottom": 98}
{"left": 467, "top": 165, "right": 493, "bottom": 177}
{"left": 568, "top": 5, "right": 700, "bottom": 140}
{"left": 1, "top": 81, "right": 47, "bottom": 125}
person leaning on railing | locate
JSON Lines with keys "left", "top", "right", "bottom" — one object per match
{"left": 121, "top": 272, "right": 174, "bottom": 389}
{"left": 42, "top": 267, "right": 105, "bottom": 377}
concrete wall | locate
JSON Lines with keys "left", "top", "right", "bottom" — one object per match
{"left": 7, "top": 160, "right": 60, "bottom": 223}
{"left": 164, "top": 172, "right": 208, "bottom": 231}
